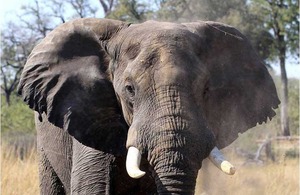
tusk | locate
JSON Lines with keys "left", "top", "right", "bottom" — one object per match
{"left": 126, "top": 147, "right": 146, "bottom": 179}
{"left": 208, "top": 147, "right": 236, "bottom": 175}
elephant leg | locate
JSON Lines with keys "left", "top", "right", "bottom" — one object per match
{"left": 71, "top": 138, "right": 115, "bottom": 195}
{"left": 71, "top": 140, "right": 155, "bottom": 195}
{"left": 36, "top": 113, "right": 72, "bottom": 194}
{"left": 38, "top": 148, "right": 66, "bottom": 195}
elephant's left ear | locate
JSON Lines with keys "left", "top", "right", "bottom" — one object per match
{"left": 185, "top": 21, "right": 280, "bottom": 149}
{"left": 17, "top": 18, "right": 129, "bottom": 152}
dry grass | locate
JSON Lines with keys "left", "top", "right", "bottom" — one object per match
{"left": 1, "top": 144, "right": 299, "bottom": 195}
{"left": 1, "top": 144, "right": 39, "bottom": 195}
{"left": 196, "top": 150, "right": 300, "bottom": 195}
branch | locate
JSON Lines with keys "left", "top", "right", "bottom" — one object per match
{"left": 48, "top": 1, "right": 66, "bottom": 23}
{"left": 0, "top": 66, "right": 8, "bottom": 89}
{"left": 99, "top": 0, "right": 114, "bottom": 15}
{"left": 99, "top": 0, "right": 109, "bottom": 14}
{"left": 8, "top": 67, "right": 23, "bottom": 92}
{"left": 2, "top": 62, "right": 21, "bottom": 69}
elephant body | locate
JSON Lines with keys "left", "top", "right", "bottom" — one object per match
{"left": 18, "top": 18, "right": 280, "bottom": 194}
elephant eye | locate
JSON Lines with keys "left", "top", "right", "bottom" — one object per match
{"left": 125, "top": 84, "right": 135, "bottom": 98}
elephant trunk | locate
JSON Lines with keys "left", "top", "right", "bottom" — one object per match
{"left": 145, "top": 115, "right": 208, "bottom": 194}
{"left": 151, "top": 147, "right": 198, "bottom": 194}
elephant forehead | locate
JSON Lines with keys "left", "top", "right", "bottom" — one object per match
{"left": 111, "top": 21, "right": 206, "bottom": 85}
{"left": 115, "top": 26, "right": 200, "bottom": 69}
{"left": 118, "top": 22, "right": 198, "bottom": 49}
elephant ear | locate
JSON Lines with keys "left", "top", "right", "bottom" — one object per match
{"left": 186, "top": 21, "right": 280, "bottom": 149}
{"left": 18, "top": 18, "right": 130, "bottom": 153}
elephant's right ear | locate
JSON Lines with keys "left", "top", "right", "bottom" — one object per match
{"left": 18, "top": 18, "right": 129, "bottom": 151}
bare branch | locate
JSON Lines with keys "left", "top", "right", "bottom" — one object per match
{"left": 99, "top": 0, "right": 114, "bottom": 16}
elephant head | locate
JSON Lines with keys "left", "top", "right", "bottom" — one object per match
{"left": 18, "top": 18, "right": 280, "bottom": 194}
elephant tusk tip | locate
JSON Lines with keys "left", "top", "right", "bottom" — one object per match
{"left": 221, "top": 161, "right": 236, "bottom": 175}
{"left": 127, "top": 169, "right": 146, "bottom": 179}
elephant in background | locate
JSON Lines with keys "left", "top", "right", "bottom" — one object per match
{"left": 17, "top": 18, "right": 280, "bottom": 194}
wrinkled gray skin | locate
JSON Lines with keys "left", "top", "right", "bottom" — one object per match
{"left": 18, "top": 18, "right": 280, "bottom": 194}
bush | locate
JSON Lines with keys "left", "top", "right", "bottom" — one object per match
{"left": 285, "top": 148, "right": 299, "bottom": 158}
{"left": 1, "top": 94, "right": 35, "bottom": 134}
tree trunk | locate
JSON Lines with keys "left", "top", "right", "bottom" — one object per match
{"left": 5, "top": 91, "right": 11, "bottom": 106}
{"left": 278, "top": 34, "right": 290, "bottom": 136}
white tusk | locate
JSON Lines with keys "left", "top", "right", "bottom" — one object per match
{"left": 126, "top": 147, "right": 146, "bottom": 179}
{"left": 208, "top": 147, "right": 236, "bottom": 175}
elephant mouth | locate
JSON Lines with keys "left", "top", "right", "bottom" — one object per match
{"left": 125, "top": 145, "right": 235, "bottom": 179}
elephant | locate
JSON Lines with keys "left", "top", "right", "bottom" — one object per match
{"left": 17, "top": 18, "right": 280, "bottom": 194}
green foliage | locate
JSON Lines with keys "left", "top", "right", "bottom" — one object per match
{"left": 250, "top": 0, "right": 299, "bottom": 60}
{"left": 285, "top": 148, "right": 299, "bottom": 158}
{"left": 152, "top": 0, "right": 190, "bottom": 22}
{"left": 191, "top": 0, "right": 248, "bottom": 21}
{"left": 106, "top": 0, "right": 151, "bottom": 22}
{"left": 151, "top": 0, "right": 249, "bottom": 22}
{"left": 1, "top": 94, "right": 35, "bottom": 134}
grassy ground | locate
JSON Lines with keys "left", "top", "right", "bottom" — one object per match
{"left": 1, "top": 143, "right": 299, "bottom": 195}
{"left": 1, "top": 144, "right": 39, "bottom": 195}
{"left": 196, "top": 151, "right": 299, "bottom": 195}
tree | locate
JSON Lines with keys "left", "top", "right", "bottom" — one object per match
{"left": 20, "top": 0, "right": 54, "bottom": 38}
{"left": 250, "top": 0, "right": 299, "bottom": 136}
{"left": 1, "top": 22, "right": 35, "bottom": 105}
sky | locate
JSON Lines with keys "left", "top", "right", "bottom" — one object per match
{"left": 0, "top": 0, "right": 104, "bottom": 24}
{"left": 1, "top": 0, "right": 299, "bottom": 78}
{"left": 1, "top": 0, "right": 33, "bottom": 24}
